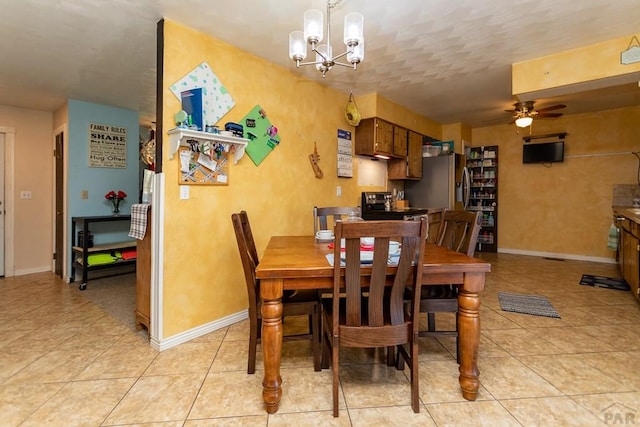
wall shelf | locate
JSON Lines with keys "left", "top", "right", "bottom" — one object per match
{"left": 167, "top": 128, "right": 249, "bottom": 164}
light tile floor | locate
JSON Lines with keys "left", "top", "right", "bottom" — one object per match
{"left": 1, "top": 253, "right": 639, "bottom": 426}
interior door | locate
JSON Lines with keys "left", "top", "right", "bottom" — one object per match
{"left": 54, "top": 131, "right": 64, "bottom": 277}
{"left": 0, "top": 133, "right": 4, "bottom": 276}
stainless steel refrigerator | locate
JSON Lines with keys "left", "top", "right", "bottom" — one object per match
{"left": 403, "top": 153, "right": 470, "bottom": 210}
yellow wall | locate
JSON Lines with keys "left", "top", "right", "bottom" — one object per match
{"left": 472, "top": 105, "right": 639, "bottom": 259}
{"left": 160, "top": 20, "right": 443, "bottom": 337}
{"left": 513, "top": 34, "right": 640, "bottom": 97}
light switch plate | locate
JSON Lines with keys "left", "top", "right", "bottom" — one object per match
{"left": 180, "top": 185, "right": 189, "bottom": 200}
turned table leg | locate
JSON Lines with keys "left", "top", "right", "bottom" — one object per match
{"left": 457, "top": 272, "right": 483, "bottom": 401}
{"left": 260, "top": 278, "right": 283, "bottom": 413}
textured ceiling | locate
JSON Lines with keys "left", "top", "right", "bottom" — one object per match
{"left": 0, "top": 0, "right": 638, "bottom": 128}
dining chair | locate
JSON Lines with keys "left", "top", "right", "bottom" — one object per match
{"left": 313, "top": 206, "right": 361, "bottom": 235}
{"left": 231, "top": 211, "right": 322, "bottom": 373}
{"left": 419, "top": 209, "right": 481, "bottom": 362}
{"left": 322, "top": 218, "right": 428, "bottom": 416}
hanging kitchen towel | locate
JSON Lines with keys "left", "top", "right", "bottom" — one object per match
{"left": 129, "top": 203, "right": 151, "bottom": 240}
{"left": 607, "top": 223, "right": 619, "bottom": 250}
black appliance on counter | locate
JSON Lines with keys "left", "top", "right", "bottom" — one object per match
{"left": 361, "top": 192, "right": 431, "bottom": 220}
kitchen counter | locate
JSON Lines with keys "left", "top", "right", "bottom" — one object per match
{"left": 614, "top": 207, "right": 640, "bottom": 224}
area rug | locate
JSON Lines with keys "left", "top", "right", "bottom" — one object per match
{"left": 579, "top": 274, "right": 630, "bottom": 291}
{"left": 498, "top": 292, "right": 561, "bottom": 319}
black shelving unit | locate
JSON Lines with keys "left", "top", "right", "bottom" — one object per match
{"left": 466, "top": 146, "right": 498, "bottom": 252}
{"left": 70, "top": 215, "right": 136, "bottom": 290}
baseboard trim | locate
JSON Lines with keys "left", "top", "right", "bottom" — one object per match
{"left": 151, "top": 309, "right": 249, "bottom": 352}
{"left": 497, "top": 248, "right": 616, "bottom": 264}
{"left": 14, "top": 266, "right": 52, "bottom": 276}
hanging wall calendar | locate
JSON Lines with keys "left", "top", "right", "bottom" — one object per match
{"left": 337, "top": 129, "right": 353, "bottom": 178}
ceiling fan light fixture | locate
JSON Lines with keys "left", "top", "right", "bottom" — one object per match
{"left": 515, "top": 116, "right": 533, "bottom": 128}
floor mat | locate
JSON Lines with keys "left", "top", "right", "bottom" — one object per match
{"left": 498, "top": 292, "right": 561, "bottom": 319}
{"left": 579, "top": 274, "right": 630, "bottom": 291}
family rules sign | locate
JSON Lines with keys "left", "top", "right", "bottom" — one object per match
{"left": 89, "top": 123, "right": 127, "bottom": 168}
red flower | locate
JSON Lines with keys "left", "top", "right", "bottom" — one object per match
{"left": 105, "top": 190, "right": 127, "bottom": 201}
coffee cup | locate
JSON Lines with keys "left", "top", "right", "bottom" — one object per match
{"left": 316, "top": 230, "right": 334, "bottom": 240}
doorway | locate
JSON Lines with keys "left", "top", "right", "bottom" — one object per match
{"left": 0, "top": 133, "right": 4, "bottom": 276}
{"left": 54, "top": 130, "right": 64, "bottom": 277}
{"left": 0, "top": 127, "right": 14, "bottom": 277}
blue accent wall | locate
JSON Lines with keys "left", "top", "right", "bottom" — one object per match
{"left": 67, "top": 100, "right": 140, "bottom": 275}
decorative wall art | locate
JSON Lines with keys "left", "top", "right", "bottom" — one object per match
{"left": 88, "top": 122, "right": 127, "bottom": 168}
{"left": 170, "top": 62, "right": 235, "bottom": 126}
{"left": 241, "top": 105, "right": 280, "bottom": 166}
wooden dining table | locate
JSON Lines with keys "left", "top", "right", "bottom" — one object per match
{"left": 255, "top": 235, "right": 491, "bottom": 414}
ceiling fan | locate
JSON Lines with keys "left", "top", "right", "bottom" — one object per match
{"left": 507, "top": 101, "right": 566, "bottom": 128}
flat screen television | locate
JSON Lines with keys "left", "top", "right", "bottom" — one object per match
{"left": 522, "top": 141, "right": 564, "bottom": 164}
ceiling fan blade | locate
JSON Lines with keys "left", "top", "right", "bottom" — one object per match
{"left": 537, "top": 113, "right": 563, "bottom": 118}
{"left": 536, "top": 104, "right": 566, "bottom": 113}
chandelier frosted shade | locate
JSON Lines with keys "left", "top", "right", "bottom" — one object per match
{"left": 289, "top": 31, "right": 307, "bottom": 61}
{"left": 347, "top": 39, "right": 364, "bottom": 64}
{"left": 343, "top": 12, "right": 364, "bottom": 46}
{"left": 304, "top": 9, "right": 323, "bottom": 44}
{"left": 289, "top": 1, "right": 365, "bottom": 77}
{"left": 316, "top": 44, "right": 332, "bottom": 72}
{"left": 515, "top": 116, "right": 533, "bottom": 128}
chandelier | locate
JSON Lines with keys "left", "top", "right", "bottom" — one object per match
{"left": 288, "top": 0, "right": 364, "bottom": 77}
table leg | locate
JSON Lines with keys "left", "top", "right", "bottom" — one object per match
{"left": 457, "top": 272, "right": 483, "bottom": 401}
{"left": 260, "top": 278, "right": 283, "bottom": 413}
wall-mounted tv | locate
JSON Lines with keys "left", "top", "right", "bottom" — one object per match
{"left": 523, "top": 141, "right": 564, "bottom": 164}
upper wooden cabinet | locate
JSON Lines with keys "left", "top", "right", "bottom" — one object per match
{"left": 393, "top": 126, "right": 408, "bottom": 157}
{"left": 406, "top": 131, "right": 423, "bottom": 178}
{"left": 388, "top": 130, "right": 423, "bottom": 180}
{"left": 355, "top": 118, "right": 400, "bottom": 158}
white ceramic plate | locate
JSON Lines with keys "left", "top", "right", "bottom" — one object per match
{"left": 340, "top": 251, "right": 374, "bottom": 263}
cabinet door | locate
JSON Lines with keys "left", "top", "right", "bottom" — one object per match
{"left": 375, "top": 119, "right": 394, "bottom": 155}
{"left": 623, "top": 230, "right": 639, "bottom": 300}
{"left": 407, "top": 131, "right": 423, "bottom": 179}
{"left": 355, "top": 118, "right": 394, "bottom": 157}
{"left": 393, "top": 126, "right": 408, "bottom": 157}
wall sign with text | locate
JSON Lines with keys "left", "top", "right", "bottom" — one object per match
{"left": 89, "top": 123, "right": 127, "bottom": 168}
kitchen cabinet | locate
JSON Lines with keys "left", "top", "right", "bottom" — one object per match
{"left": 388, "top": 130, "right": 423, "bottom": 180}
{"left": 356, "top": 118, "right": 412, "bottom": 159}
{"left": 615, "top": 209, "right": 640, "bottom": 301}
{"left": 70, "top": 215, "right": 136, "bottom": 290}
{"left": 355, "top": 117, "right": 394, "bottom": 158}
{"left": 467, "top": 146, "right": 498, "bottom": 252}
